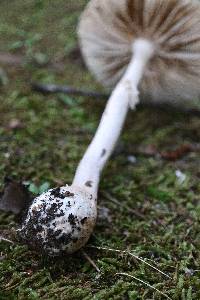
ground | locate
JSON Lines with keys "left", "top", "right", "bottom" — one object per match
{"left": 0, "top": 1, "right": 200, "bottom": 299}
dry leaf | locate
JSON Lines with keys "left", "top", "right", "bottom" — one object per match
{"left": 0, "top": 177, "right": 32, "bottom": 215}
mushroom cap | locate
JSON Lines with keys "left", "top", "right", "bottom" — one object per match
{"left": 18, "top": 185, "right": 97, "bottom": 256}
{"left": 78, "top": 0, "right": 200, "bottom": 105}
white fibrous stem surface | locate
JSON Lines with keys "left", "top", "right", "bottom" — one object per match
{"left": 18, "top": 39, "right": 154, "bottom": 255}
{"left": 73, "top": 40, "right": 154, "bottom": 191}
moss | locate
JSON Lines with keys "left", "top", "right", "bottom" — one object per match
{"left": 0, "top": 0, "right": 200, "bottom": 299}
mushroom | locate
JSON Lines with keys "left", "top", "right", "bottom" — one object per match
{"left": 18, "top": 0, "right": 200, "bottom": 255}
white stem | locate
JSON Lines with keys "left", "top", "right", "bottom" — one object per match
{"left": 72, "top": 39, "right": 154, "bottom": 194}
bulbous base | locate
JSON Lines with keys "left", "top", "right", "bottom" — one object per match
{"left": 17, "top": 185, "right": 97, "bottom": 256}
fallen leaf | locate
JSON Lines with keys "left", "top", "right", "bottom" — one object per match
{"left": 0, "top": 177, "right": 32, "bottom": 215}
{"left": 160, "top": 144, "right": 193, "bottom": 161}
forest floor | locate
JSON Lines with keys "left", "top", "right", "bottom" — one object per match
{"left": 0, "top": 1, "right": 199, "bottom": 299}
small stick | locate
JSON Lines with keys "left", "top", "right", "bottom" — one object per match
{"left": 31, "top": 82, "right": 200, "bottom": 116}
{"left": 116, "top": 272, "right": 172, "bottom": 300}
{"left": 81, "top": 250, "right": 100, "bottom": 273}
{"left": 0, "top": 236, "right": 14, "bottom": 244}
{"left": 87, "top": 245, "right": 172, "bottom": 279}
{"left": 31, "top": 82, "right": 108, "bottom": 99}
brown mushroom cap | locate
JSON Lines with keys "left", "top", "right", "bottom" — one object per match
{"left": 78, "top": 0, "right": 200, "bottom": 105}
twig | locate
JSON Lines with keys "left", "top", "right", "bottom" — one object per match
{"left": 4, "top": 283, "right": 21, "bottom": 291}
{"left": 31, "top": 82, "right": 200, "bottom": 116}
{"left": 101, "top": 191, "right": 145, "bottom": 220}
{"left": 116, "top": 272, "right": 172, "bottom": 299}
{"left": 81, "top": 250, "right": 100, "bottom": 273}
{"left": 0, "top": 236, "right": 14, "bottom": 244}
{"left": 87, "top": 245, "right": 172, "bottom": 279}
{"left": 31, "top": 82, "right": 108, "bottom": 99}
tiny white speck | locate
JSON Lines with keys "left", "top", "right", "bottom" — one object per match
{"left": 4, "top": 152, "right": 10, "bottom": 158}
{"left": 127, "top": 155, "right": 137, "bottom": 164}
{"left": 175, "top": 170, "right": 186, "bottom": 184}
